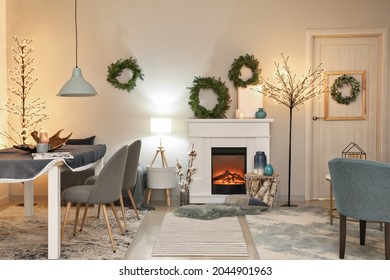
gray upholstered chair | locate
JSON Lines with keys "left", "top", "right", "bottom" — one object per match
{"left": 118, "top": 140, "right": 142, "bottom": 229}
{"left": 328, "top": 158, "right": 390, "bottom": 259}
{"left": 61, "top": 145, "right": 128, "bottom": 252}
{"left": 82, "top": 140, "right": 142, "bottom": 232}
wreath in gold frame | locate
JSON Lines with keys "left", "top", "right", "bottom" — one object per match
{"left": 330, "top": 74, "right": 360, "bottom": 105}
{"left": 107, "top": 57, "right": 144, "bottom": 92}
{"left": 188, "top": 76, "right": 231, "bottom": 119}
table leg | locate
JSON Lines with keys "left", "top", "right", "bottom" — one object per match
{"left": 48, "top": 164, "right": 61, "bottom": 259}
{"left": 23, "top": 180, "right": 34, "bottom": 217}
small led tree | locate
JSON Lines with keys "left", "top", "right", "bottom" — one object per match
{"left": 1, "top": 36, "right": 48, "bottom": 147}
{"left": 255, "top": 53, "right": 325, "bottom": 207}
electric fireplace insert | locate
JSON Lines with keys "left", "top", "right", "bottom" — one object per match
{"left": 211, "top": 147, "right": 247, "bottom": 195}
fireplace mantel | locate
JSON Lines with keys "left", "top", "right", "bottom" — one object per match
{"left": 187, "top": 118, "right": 273, "bottom": 203}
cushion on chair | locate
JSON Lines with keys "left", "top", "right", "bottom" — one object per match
{"left": 249, "top": 197, "right": 271, "bottom": 207}
{"left": 225, "top": 194, "right": 270, "bottom": 208}
{"left": 66, "top": 136, "right": 96, "bottom": 145}
{"left": 84, "top": 175, "right": 97, "bottom": 185}
{"left": 61, "top": 185, "right": 95, "bottom": 203}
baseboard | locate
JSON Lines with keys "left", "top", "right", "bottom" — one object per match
{"left": 275, "top": 194, "right": 305, "bottom": 204}
{"left": 9, "top": 195, "right": 48, "bottom": 203}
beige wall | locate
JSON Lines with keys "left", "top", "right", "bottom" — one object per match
{"left": 3, "top": 0, "right": 390, "bottom": 201}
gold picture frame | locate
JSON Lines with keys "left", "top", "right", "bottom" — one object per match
{"left": 324, "top": 70, "right": 366, "bottom": 121}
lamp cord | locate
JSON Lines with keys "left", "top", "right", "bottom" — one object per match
{"left": 74, "top": 0, "right": 78, "bottom": 68}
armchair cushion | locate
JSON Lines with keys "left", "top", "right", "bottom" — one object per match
{"left": 66, "top": 136, "right": 96, "bottom": 145}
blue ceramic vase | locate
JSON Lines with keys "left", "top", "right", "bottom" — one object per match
{"left": 255, "top": 108, "right": 267, "bottom": 119}
{"left": 264, "top": 164, "right": 274, "bottom": 176}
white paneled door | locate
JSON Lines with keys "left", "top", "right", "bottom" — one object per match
{"left": 306, "top": 29, "right": 388, "bottom": 200}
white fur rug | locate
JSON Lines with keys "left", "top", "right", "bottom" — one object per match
{"left": 0, "top": 204, "right": 146, "bottom": 260}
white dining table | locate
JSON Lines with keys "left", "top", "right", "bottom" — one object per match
{"left": 0, "top": 145, "right": 106, "bottom": 259}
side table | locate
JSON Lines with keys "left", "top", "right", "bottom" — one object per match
{"left": 146, "top": 166, "right": 177, "bottom": 206}
{"left": 245, "top": 173, "right": 279, "bottom": 208}
{"left": 325, "top": 174, "right": 337, "bottom": 225}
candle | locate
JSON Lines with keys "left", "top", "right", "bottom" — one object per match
{"left": 235, "top": 109, "right": 241, "bottom": 119}
{"left": 259, "top": 168, "right": 264, "bottom": 175}
{"left": 39, "top": 132, "right": 49, "bottom": 143}
{"left": 239, "top": 112, "right": 245, "bottom": 119}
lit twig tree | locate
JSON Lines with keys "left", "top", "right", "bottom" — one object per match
{"left": 255, "top": 53, "right": 325, "bottom": 207}
{"left": 0, "top": 36, "right": 49, "bottom": 147}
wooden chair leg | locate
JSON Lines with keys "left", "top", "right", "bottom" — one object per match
{"left": 385, "top": 222, "right": 390, "bottom": 260}
{"left": 97, "top": 204, "right": 101, "bottom": 219}
{"left": 73, "top": 203, "right": 81, "bottom": 236}
{"left": 165, "top": 189, "right": 171, "bottom": 206}
{"left": 146, "top": 188, "right": 152, "bottom": 204}
{"left": 110, "top": 202, "right": 125, "bottom": 236}
{"left": 101, "top": 204, "right": 116, "bottom": 253}
{"left": 339, "top": 213, "right": 347, "bottom": 259}
{"left": 359, "top": 220, "right": 366, "bottom": 246}
{"left": 119, "top": 193, "right": 128, "bottom": 232}
{"left": 61, "top": 201, "right": 72, "bottom": 241}
{"left": 80, "top": 203, "right": 89, "bottom": 232}
{"left": 127, "top": 188, "right": 140, "bottom": 220}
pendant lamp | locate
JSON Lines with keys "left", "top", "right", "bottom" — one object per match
{"left": 58, "top": 0, "right": 97, "bottom": 97}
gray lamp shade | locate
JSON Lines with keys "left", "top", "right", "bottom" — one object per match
{"left": 58, "top": 67, "right": 97, "bottom": 97}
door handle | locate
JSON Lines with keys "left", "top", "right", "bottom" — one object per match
{"left": 312, "top": 116, "right": 324, "bottom": 121}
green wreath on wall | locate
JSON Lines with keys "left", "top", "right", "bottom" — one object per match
{"left": 330, "top": 74, "right": 361, "bottom": 105}
{"left": 107, "top": 57, "right": 144, "bottom": 92}
{"left": 228, "top": 54, "right": 261, "bottom": 88}
{"left": 188, "top": 76, "right": 231, "bottom": 119}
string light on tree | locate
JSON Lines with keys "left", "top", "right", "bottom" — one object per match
{"left": 253, "top": 52, "right": 325, "bottom": 207}
{"left": 260, "top": 53, "right": 324, "bottom": 108}
{"left": 0, "top": 36, "right": 49, "bottom": 147}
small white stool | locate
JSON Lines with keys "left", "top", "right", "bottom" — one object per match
{"left": 146, "top": 166, "right": 177, "bottom": 206}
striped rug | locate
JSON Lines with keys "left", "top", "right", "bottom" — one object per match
{"left": 151, "top": 213, "right": 248, "bottom": 257}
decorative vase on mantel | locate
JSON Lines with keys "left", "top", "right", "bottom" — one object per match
{"left": 255, "top": 108, "right": 267, "bottom": 119}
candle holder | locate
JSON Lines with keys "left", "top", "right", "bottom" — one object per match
{"left": 39, "top": 132, "right": 49, "bottom": 143}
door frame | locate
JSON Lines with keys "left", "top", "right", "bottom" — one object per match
{"left": 305, "top": 28, "right": 388, "bottom": 200}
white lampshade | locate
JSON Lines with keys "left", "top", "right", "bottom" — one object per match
{"left": 150, "top": 117, "right": 172, "bottom": 134}
{"left": 57, "top": 67, "right": 97, "bottom": 97}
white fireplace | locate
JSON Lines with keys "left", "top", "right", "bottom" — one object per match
{"left": 187, "top": 118, "right": 273, "bottom": 203}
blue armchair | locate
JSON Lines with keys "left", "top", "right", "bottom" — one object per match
{"left": 328, "top": 158, "right": 390, "bottom": 259}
